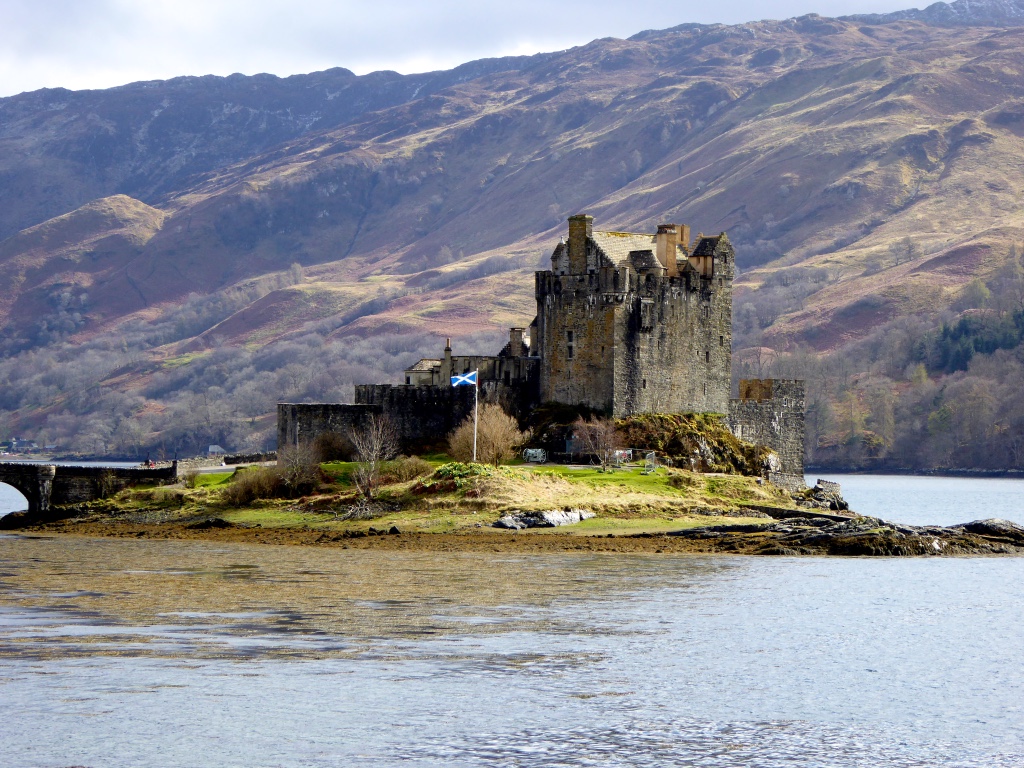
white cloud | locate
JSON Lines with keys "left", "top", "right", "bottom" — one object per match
{"left": 0, "top": 0, "right": 920, "bottom": 97}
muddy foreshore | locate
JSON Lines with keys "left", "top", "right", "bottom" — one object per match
{"left": 6, "top": 513, "right": 1024, "bottom": 556}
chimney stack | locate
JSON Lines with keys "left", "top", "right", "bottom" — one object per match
{"left": 567, "top": 214, "right": 593, "bottom": 274}
{"left": 678, "top": 224, "right": 691, "bottom": 254}
{"left": 656, "top": 224, "right": 679, "bottom": 277}
{"left": 508, "top": 328, "right": 526, "bottom": 357}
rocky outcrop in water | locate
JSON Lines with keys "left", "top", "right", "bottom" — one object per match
{"left": 668, "top": 516, "right": 1024, "bottom": 556}
{"left": 792, "top": 479, "right": 850, "bottom": 512}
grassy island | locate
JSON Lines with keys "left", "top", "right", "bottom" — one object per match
{"left": 12, "top": 457, "right": 1024, "bottom": 557}
{"left": 39, "top": 458, "right": 792, "bottom": 537}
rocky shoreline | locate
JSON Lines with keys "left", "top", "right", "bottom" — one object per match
{"left": 6, "top": 512, "right": 1024, "bottom": 556}
{"left": 666, "top": 516, "right": 1024, "bottom": 556}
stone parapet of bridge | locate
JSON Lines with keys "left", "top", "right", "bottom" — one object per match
{"left": 0, "top": 462, "right": 178, "bottom": 520}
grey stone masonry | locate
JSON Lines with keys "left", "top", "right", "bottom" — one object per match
{"left": 536, "top": 217, "right": 734, "bottom": 417}
{"left": 728, "top": 379, "right": 806, "bottom": 478}
{"left": 278, "top": 385, "right": 480, "bottom": 455}
{"left": 0, "top": 462, "right": 177, "bottom": 519}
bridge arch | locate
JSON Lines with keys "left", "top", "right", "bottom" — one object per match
{"left": 0, "top": 463, "right": 55, "bottom": 517}
{"left": 0, "top": 481, "right": 29, "bottom": 516}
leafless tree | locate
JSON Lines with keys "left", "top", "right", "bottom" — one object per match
{"left": 448, "top": 403, "right": 529, "bottom": 465}
{"left": 350, "top": 415, "right": 399, "bottom": 498}
{"left": 572, "top": 416, "right": 620, "bottom": 470}
{"left": 277, "top": 443, "right": 323, "bottom": 495}
{"left": 889, "top": 236, "right": 921, "bottom": 266}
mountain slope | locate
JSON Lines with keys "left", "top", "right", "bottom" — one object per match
{"left": 3, "top": 12, "right": 1024, "bottom": 465}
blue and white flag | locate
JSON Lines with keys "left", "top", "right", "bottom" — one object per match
{"left": 451, "top": 370, "right": 478, "bottom": 387}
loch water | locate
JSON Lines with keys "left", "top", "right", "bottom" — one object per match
{"left": 0, "top": 476, "right": 1023, "bottom": 767}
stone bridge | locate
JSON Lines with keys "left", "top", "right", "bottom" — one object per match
{"left": 0, "top": 462, "right": 178, "bottom": 519}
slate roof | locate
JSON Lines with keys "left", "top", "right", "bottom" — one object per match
{"left": 627, "top": 249, "right": 661, "bottom": 270}
{"left": 692, "top": 235, "right": 723, "bottom": 256}
{"left": 591, "top": 231, "right": 657, "bottom": 267}
{"left": 406, "top": 358, "right": 441, "bottom": 372}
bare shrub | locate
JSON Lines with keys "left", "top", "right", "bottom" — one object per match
{"left": 278, "top": 443, "right": 324, "bottom": 496}
{"left": 182, "top": 469, "right": 200, "bottom": 489}
{"left": 380, "top": 455, "right": 433, "bottom": 484}
{"left": 448, "top": 403, "right": 530, "bottom": 465}
{"left": 220, "top": 466, "right": 286, "bottom": 505}
{"left": 572, "top": 416, "right": 620, "bottom": 470}
{"left": 350, "top": 415, "right": 399, "bottom": 499}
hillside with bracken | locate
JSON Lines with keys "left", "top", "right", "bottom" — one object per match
{"left": 4, "top": 2, "right": 1024, "bottom": 467}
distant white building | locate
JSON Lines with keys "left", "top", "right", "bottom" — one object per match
{"left": 207, "top": 445, "right": 227, "bottom": 457}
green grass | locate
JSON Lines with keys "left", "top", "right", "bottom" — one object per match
{"left": 160, "top": 352, "right": 207, "bottom": 369}
{"left": 192, "top": 471, "right": 235, "bottom": 488}
{"left": 321, "top": 461, "right": 358, "bottom": 485}
{"left": 526, "top": 464, "right": 688, "bottom": 495}
{"left": 105, "top": 457, "right": 796, "bottom": 539}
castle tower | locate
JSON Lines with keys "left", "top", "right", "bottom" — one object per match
{"left": 535, "top": 215, "right": 733, "bottom": 417}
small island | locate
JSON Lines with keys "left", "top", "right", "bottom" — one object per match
{"left": 5, "top": 215, "right": 1024, "bottom": 556}
{"left": 7, "top": 449, "right": 1023, "bottom": 557}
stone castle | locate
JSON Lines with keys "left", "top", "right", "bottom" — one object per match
{"left": 279, "top": 214, "right": 805, "bottom": 485}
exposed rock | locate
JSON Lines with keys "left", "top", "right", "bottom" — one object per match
{"left": 793, "top": 479, "right": 850, "bottom": 511}
{"left": 184, "top": 517, "right": 234, "bottom": 529}
{"left": 665, "top": 514, "right": 1024, "bottom": 556}
{"left": 494, "top": 509, "right": 595, "bottom": 529}
{"left": 958, "top": 518, "right": 1024, "bottom": 543}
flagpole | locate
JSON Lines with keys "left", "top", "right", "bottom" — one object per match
{"left": 472, "top": 369, "right": 478, "bottom": 463}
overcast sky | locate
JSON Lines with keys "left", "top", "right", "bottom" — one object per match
{"left": 2, "top": 0, "right": 922, "bottom": 98}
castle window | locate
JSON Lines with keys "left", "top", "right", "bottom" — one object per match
{"left": 405, "top": 376, "right": 411, "bottom": 385}
{"left": 719, "top": 335, "right": 724, "bottom": 347}
{"left": 718, "top": 278, "right": 723, "bottom": 288}
{"left": 642, "top": 379, "right": 647, "bottom": 389}
{"left": 504, "top": 370, "right": 510, "bottom": 385}
{"left": 705, "top": 351, "right": 710, "bottom": 364}
{"left": 567, "top": 330, "right": 574, "bottom": 360}
{"left": 640, "top": 298, "right": 655, "bottom": 331}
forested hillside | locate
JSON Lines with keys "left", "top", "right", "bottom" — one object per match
{"left": 3, "top": 3, "right": 1024, "bottom": 468}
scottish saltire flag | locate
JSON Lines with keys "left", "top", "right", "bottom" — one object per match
{"left": 451, "top": 370, "right": 478, "bottom": 387}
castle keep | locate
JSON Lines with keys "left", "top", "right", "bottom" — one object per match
{"left": 279, "top": 215, "right": 805, "bottom": 482}
{"left": 537, "top": 214, "right": 733, "bottom": 416}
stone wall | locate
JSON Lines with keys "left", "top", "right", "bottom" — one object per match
{"left": 277, "top": 402, "right": 380, "bottom": 455}
{"left": 225, "top": 451, "right": 277, "bottom": 465}
{"left": 356, "top": 384, "right": 478, "bottom": 444}
{"left": 535, "top": 269, "right": 619, "bottom": 412}
{"left": 728, "top": 379, "right": 806, "bottom": 478}
{"left": 613, "top": 259, "right": 732, "bottom": 417}
{"left": 279, "top": 384, "right": 492, "bottom": 455}
{"left": 51, "top": 464, "right": 178, "bottom": 506}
